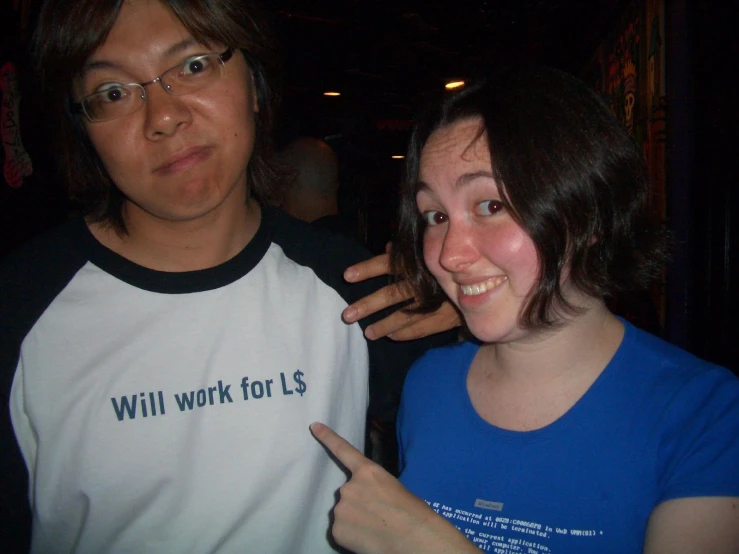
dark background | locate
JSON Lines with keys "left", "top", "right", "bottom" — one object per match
{"left": 2, "top": 0, "right": 736, "bottom": 371}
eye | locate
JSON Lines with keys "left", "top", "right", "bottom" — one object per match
{"left": 478, "top": 200, "right": 505, "bottom": 216}
{"left": 422, "top": 210, "right": 448, "bottom": 226}
{"left": 94, "top": 83, "right": 129, "bottom": 103}
{"left": 181, "top": 55, "right": 212, "bottom": 76}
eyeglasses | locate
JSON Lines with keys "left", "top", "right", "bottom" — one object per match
{"left": 72, "top": 48, "right": 234, "bottom": 123}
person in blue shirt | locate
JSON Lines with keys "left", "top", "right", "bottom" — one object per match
{"left": 312, "top": 66, "right": 739, "bottom": 554}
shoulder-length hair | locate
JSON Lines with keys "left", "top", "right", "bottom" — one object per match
{"left": 33, "top": 0, "right": 282, "bottom": 232}
{"left": 391, "top": 66, "right": 667, "bottom": 328}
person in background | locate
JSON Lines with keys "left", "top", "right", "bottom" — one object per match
{"left": 279, "top": 134, "right": 427, "bottom": 469}
{"left": 279, "top": 136, "right": 348, "bottom": 232}
{"left": 0, "top": 0, "right": 457, "bottom": 552}
{"left": 312, "top": 67, "right": 739, "bottom": 554}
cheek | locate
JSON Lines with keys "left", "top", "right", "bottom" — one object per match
{"left": 213, "top": 90, "right": 256, "bottom": 150}
{"left": 422, "top": 230, "right": 446, "bottom": 280}
{"left": 87, "top": 124, "right": 138, "bottom": 176}
{"left": 508, "top": 232, "right": 540, "bottom": 282}
{"left": 483, "top": 224, "right": 539, "bottom": 279}
{"left": 517, "top": 240, "right": 541, "bottom": 287}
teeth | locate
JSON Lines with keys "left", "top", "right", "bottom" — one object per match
{"left": 460, "top": 276, "right": 507, "bottom": 296}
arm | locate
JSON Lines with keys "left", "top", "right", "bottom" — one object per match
{"left": 0, "top": 404, "right": 32, "bottom": 552}
{"left": 644, "top": 497, "right": 739, "bottom": 554}
{"left": 310, "top": 422, "right": 478, "bottom": 554}
{"left": 0, "top": 269, "right": 32, "bottom": 551}
{"left": 342, "top": 249, "right": 461, "bottom": 341}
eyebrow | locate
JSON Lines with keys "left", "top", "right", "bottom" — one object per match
{"left": 81, "top": 38, "right": 201, "bottom": 76}
{"left": 416, "top": 170, "right": 496, "bottom": 192}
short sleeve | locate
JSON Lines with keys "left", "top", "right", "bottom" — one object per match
{"left": 657, "top": 366, "right": 739, "bottom": 503}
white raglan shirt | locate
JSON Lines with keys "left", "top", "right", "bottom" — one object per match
{"left": 2, "top": 207, "right": 423, "bottom": 553}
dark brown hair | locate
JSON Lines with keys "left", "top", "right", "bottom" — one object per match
{"left": 33, "top": 0, "right": 282, "bottom": 232}
{"left": 391, "top": 67, "right": 668, "bottom": 328}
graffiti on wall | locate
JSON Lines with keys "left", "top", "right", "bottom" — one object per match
{"left": 585, "top": 0, "right": 666, "bottom": 222}
{"left": 584, "top": 0, "right": 667, "bottom": 329}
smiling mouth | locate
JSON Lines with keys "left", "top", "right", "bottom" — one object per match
{"left": 460, "top": 276, "right": 508, "bottom": 296}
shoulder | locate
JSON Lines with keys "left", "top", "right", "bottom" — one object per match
{"left": 397, "top": 341, "right": 475, "bottom": 439}
{"left": 1, "top": 215, "right": 89, "bottom": 268}
{"left": 619, "top": 321, "right": 739, "bottom": 443}
{"left": 617, "top": 325, "right": 739, "bottom": 500}
{"left": 1, "top": 217, "right": 89, "bottom": 312}
{"left": 0, "top": 217, "right": 90, "bottom": 375}
{"left": 268, "top": 207, "right": 372, "bottom": 268}
{"left": 619, "top": 321, "right": 738, "bottom": 399}
{"left": 265, "top": 207, "right": 382, "bottom": 305}
{"left": 404, "top": 341, "right": 479, "bottom": 391}
{"left": 412, "top": 340, "right": 480, "bottom": 368}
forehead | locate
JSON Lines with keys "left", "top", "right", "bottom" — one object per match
{"left": 89, "top": 0, "right": 194, "bottom": 67}
{"left": 420, "top": 117, "right": 490, "bottom": 172}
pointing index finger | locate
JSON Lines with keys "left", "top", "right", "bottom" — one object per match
{"left": 310, "top": 422, "right": 367, "bottom": 473}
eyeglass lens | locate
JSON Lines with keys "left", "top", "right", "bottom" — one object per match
{"left": 83, "top": 53, "right": 225, "bottom": 122}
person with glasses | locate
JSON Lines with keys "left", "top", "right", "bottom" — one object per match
{"left": 0, "top": 0, "right": 457, "bottom": 552}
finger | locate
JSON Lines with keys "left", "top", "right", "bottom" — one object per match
{"left": 381, "top": 303, "right": 462, "bottom": 341}
{"left": 363, "top": 306, "right": 422, "bottom": 340}
{"left": 342, "top": 282, "right": 414, "bottom": 324}
{"left": 310, "top": 422, "right": 369, "bottom": 474}
{"left": 344, "top": 253, "right": 390, "bottom": 283}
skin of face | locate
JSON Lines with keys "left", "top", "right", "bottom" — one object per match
{"left": 416, "top": 117, "right": 541, "bottom": 345}
{"left": 78, "top": 0, "right": 259, "bottom": 227}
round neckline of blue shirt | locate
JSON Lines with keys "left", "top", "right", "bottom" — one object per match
{"left": 458, "top": 318, "right": 631, "bottom": 442}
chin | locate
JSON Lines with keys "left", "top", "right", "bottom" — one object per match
{"left": 464, "top": 319, "right": 516, "bottom": 344}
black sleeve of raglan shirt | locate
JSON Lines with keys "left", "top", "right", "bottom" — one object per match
{"left": 0, "top": 219, "right": 90, "bottom": 552}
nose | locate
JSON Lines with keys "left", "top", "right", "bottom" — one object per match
{"left": 143, "top": 83, "right": 192, "bottom": 140}
{"left": 438, "top": 220, "right": 479, "bottom": 273}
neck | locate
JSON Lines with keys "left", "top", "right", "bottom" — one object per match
{"left": 480, "top": 299, "right": 624, "bottom": 390}
{"left": 468, "top": 300, "right": 624, "bottom": 432}
{"left": 89, "top": 190, "right": 261, "bottom": 272}
{"left": 282, "top": 194, "right": 337, "bottom": 223}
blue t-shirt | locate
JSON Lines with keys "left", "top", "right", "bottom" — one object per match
{"left": 398, "top": 321, "right": 739, "bottom": 553}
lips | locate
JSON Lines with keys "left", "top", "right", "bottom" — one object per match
{"left": 154, "top": 146, "right": 212, "bottom": 175}
{"left": 459, "top": 275, "right": 508, "bottom": 296}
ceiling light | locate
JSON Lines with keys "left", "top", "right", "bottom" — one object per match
{"left": 445, "top": 81, "right": 465, "bottom": 90}
{"left": 392, "top": 155, "right": 405, "bottom": 159}
{"left": 323, "top": 91, "right": 341, "bottom": 97}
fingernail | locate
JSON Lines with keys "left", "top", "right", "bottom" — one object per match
{"left": 343, "top": 307, "right": 357, "bottom": 322}
{"left": 365, "top": 327, "right": 377, "bottom": 340}
{"left": 344, "top": 268, "right": 357, "bottom": 281}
